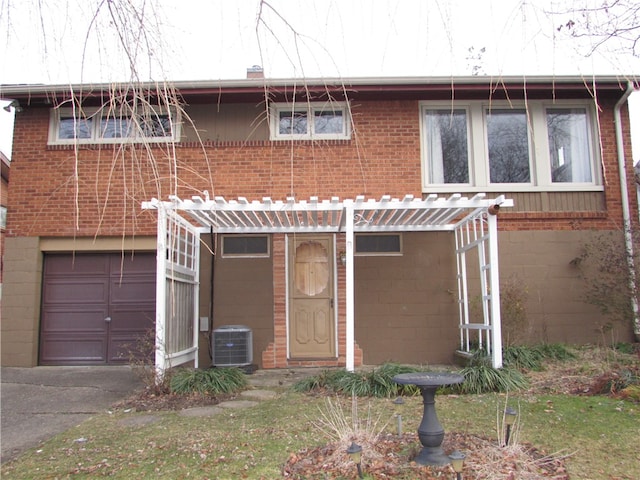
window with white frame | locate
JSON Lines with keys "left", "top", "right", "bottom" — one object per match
{"left": 421, "top": 101, "right": 600, "bottom": 191}
{"left": 49, "top": 106, "right": 178, "bottom": 144}
{"left": 270, "top": 102, "right": 351, "bottom": 140}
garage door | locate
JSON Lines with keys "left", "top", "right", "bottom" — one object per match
{"left": 40, "top": 253, "right": 156, "bottom": 365}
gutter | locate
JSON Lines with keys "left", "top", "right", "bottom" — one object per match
{"left": 614, "top": 81, "right": 640, "bottom": 340}
{"left": 0, "top": 74, "right": 633, "bottom": 99}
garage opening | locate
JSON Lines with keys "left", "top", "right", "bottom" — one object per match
{"left": 39, "top": 252, "right": 156, "bottom": 365}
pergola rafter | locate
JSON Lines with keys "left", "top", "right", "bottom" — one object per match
{"left": 143, "top": 193, "right": 513, "bottom": 374}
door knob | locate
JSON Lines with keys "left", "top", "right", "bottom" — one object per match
{"left": 104, "top": 316, "right": 112, "bottom": 323}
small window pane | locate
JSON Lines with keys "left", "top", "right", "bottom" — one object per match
{"left": 314, "top": 109, "right": 343, "bottom": 134}
{"left": 278, "top": 111, "right": 308, "bottom": 135}
{"left": 0, "top": 206, "right": 6, "bottom": 229}
{"left": 58, "top": 117, "right": 92, "bottom": 139}
{"left": 487, "top": 109, "right": 531, "bottom": 183}
{"left": 100, "top": 117, "right": 133, "bottom": 138}
{"left": 222, "top": 236, "right": 269, "bottom": 256}
{"left": 142, "top": 114, "right": 172, "bottom": 137}
{"left": 425, "top": 110, "right": 469, "bottom": 184}
{"left": 355, "top": 234, "right": 401, "bottom": 254}
{"left": 547, "top": 108, "right": 592, "bottom": 183}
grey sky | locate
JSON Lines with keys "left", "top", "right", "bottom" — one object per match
{"left": 0, "top": 0, "right": 638, "bottom": 157}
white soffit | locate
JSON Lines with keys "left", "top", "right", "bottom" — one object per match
{"left": 143, "top": 193, "right": 513, "bottom": 234}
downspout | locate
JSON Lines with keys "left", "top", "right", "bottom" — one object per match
{"left": 614, "top": 81, "right": 640, "bottom": 340}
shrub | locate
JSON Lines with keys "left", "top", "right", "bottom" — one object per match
{"left": 620, "top": 385, "right": 640, "bottom": 402}
{"left": 500, "top": 274, "right": 530, "bottom": 346}
{"left": 575, "top": 230, "right": 640, "bottom": 337}
{"left": 613, "top": 342, "right": 638, "bottom": 355}
{"left": 170, "top": 367, "right": 247, "bottom": 395}
{"left": 590, "top": 367, "right": 640, "bottom": 396}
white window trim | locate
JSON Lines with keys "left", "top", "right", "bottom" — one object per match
{"left": 270, "top": 101, "right": 351, "bottom": 141}
{"left": 48, "top": 105, "right": 181, "bottom": 145}
{"left": 420, "top": 100, "right": 602, "bottom": 193}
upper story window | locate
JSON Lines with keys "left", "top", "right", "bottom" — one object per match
{"left": 421, "top": 101, "right": 600, "bottom": 192}
{"left": 49, "top": 106, "right": 179, "bottom": 145}
{"left": 270, "top": 101, "right": 351, "bottom": 140}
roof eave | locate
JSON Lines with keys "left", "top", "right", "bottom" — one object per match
{"left": 1, "top": 74, "right": 636, "bottom": 102}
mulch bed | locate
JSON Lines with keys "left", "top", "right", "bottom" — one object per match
{"left": 112, "top": 387, "right": 233, "bottom": 412}
{"left": 283, "top": 432, "right": 569, "bottom": 479}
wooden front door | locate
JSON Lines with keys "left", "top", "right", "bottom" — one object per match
{"left": 289, "top": 235, "right": 335, "bottom": 358}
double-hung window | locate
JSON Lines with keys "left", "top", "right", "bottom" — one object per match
{"left": 421, "top": 101, "right": 599, "bottom": 191}
{"left": 50, "top": 106, "right": 178, "bottom": 144}
{"left": 270, "top": 101, "right": 351, "bottom": 140}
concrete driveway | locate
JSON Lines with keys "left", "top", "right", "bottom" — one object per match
{"left": 1, "top": 366, "right": 142, "bottom": 463}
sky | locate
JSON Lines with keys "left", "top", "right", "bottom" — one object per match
{"left": 0, "top": 0, "right": 639, "bottom": 157}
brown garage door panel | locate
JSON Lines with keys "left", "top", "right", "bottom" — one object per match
{"left": 42, "top": 280, "right": 109, "bottom": 304}
{"left": 44, "top": 254, "right": 110, "bottom": 275}
{"left": 40, "top": 308, "right": 109, "bottom": 332}
{"left": 110, "top": 279, "right": 155, "bottom": 303}
{"left": 39, "top": 334, "right": 108, "bottom": 365}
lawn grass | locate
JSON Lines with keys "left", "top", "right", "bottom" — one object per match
{"left": 2, "top": 389, "right": 638, "bottom": 479}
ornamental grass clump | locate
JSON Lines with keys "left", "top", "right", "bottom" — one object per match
{"left": 503, "top": 345, "right": 544, "bottom": 371}
{"left": 292, "top": 363, "right": 421, "bottom": 397}
{"left": 501, "top": 343, "right": 576, "bottom": 372}
{"left": 451, "top": 351, "right": 529, "bottom": 394}
{"left": 170, "top": 367, "right": 247, "bottom": 395}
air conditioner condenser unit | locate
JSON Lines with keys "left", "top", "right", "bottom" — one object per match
{"left": 212, "top": 325, "right": 253, "bottom": 367}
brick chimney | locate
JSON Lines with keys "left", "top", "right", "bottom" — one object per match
{"left": 246, "top": 65, "right": 264, "bottom": 79}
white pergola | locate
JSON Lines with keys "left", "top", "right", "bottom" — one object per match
{"left": 143, "top": 193, "right": 513, "bottom": 374}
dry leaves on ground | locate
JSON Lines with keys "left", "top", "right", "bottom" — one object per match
{"left": 283, "top": 432, "right": 569, "bottom": 479}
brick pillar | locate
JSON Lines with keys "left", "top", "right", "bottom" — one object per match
{"left": 261, "top": 234, "right": 288, "bottom": 368}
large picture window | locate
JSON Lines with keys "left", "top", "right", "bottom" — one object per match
{"left": 425, "top": 109, "right": 470, "bottom": 184}
{"left": 50, "top": 106, "right": 178, "bottom": 144}
{"left": 486, "top": 109, "right": 531, "bottom": 184}
{"left": 421, "top": 100, "right": 599, "bottom": 191}
{"left": 271, "top": 102, "right": 350, "bottom": 140}
{"left": 546, "top": 108, "right": 592, "bottom": 183}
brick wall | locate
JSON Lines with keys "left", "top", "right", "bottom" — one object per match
{"left": 6, "top": 98, "right": 635, "bottom": 240}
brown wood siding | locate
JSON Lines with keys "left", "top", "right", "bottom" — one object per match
{"left": 209, "top": 239, "right": 274, "bottom": 368}
{"left": 354, "top": 232, "right": 458, "bottom": 365}
{"left": 497, "top": 229, "right": 634, "bottom": 344}
{"left": 505, "top": 191, "right": 605, "bottom": 212}
{"left": 182, "top": 103, "right": 269, "bottom": 142}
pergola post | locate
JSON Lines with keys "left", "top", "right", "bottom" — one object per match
{"left": 344, "top": 199, "right": 355, "bottom": 372}
{"left": 487, "top": 212, "right": 503, "bottom": 368}
{"left": 154, "top": 204, "right": 168, "bottom": 379}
